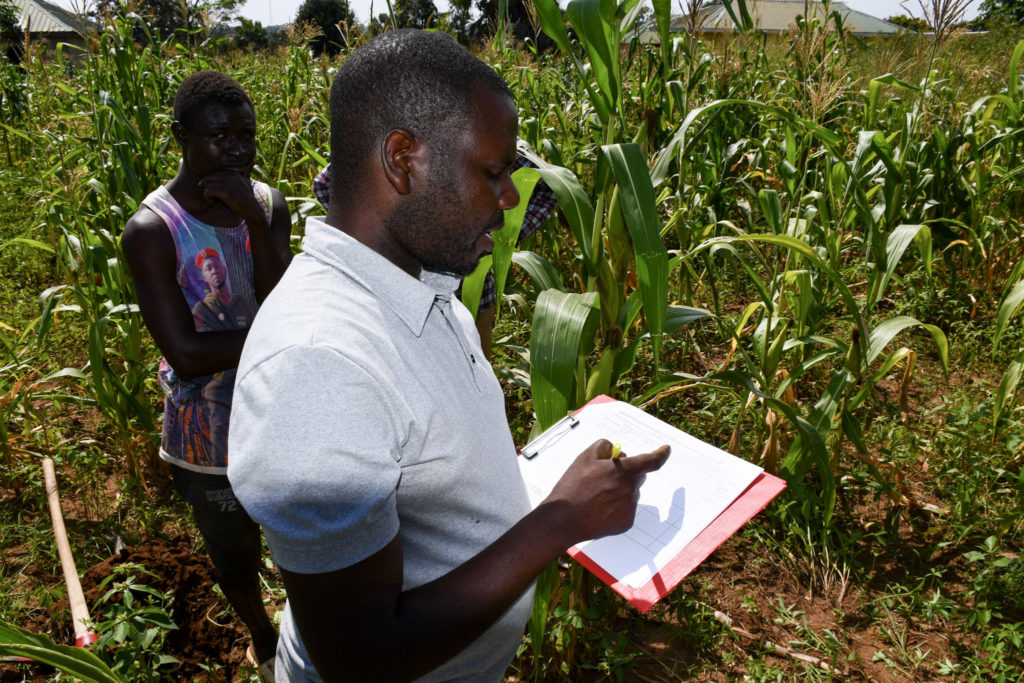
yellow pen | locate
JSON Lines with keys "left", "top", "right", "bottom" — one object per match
{"left": 611, "top": 442, "right": 622, "bottom": 460}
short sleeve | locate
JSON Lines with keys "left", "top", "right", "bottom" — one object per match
{"left": 228, "top": 345, "right": 405, "bottom": 574}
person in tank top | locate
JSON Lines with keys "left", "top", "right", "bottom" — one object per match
{"left": 121, "top": 70, "right": 292, "bottom": 682}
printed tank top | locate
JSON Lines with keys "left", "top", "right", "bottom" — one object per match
{"left": 141, "top": 181, "right": 273, "bottom": 473}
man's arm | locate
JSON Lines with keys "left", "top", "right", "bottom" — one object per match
{"left": 198, "top": 173, "right": 293, "bottom": 301}
{"left": 122, "top": 210, "right": 248, "bottom": 379}
{"left": 281, "top": 440, "right": 670, "bottom": 682}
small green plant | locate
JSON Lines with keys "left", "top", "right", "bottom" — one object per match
{"left": 90, "top": 563, "right": 179, "bottom": 681}
{"left": 963, "top": 536, "right": 1024, "bottom": 629}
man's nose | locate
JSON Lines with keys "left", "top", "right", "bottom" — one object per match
{"left": 499, "top": 174, "right": 519, "bottom": 211}
{"left": 226, "top": 134, "right": 249, "bottom": 155}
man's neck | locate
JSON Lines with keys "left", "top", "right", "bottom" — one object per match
{"left": 325, "top": 203, "right": 422, "bottom": 280}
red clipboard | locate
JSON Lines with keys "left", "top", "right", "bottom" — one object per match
{"left": 522, "top": 395, "right": 786, "bottom": 613}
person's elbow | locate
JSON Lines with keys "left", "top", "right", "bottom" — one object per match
{"left": 161, "top": 348, "right": 204, "bottom": 380}
{"left": 159, "top": 336, "right": 218, "bottom": 380}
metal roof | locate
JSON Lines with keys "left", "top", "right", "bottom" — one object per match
{"left": 13, "top": 0, "right": 90, "bottom": 34}
{"left": 681, "top": 0, "right": 902, "bottom": 36}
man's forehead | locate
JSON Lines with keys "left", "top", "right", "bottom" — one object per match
{"left": 190, "top": 100, "right": 254, "bottom": 127}
{"left": 466, "top": 90, "right": 517, "bottom": 151}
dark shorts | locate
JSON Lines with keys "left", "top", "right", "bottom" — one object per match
{"left": 171, "top": 466, "right": 263, "bottom": 583}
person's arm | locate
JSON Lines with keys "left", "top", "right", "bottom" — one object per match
{"left": 198, "top": 172, "right": 293, "bottom": 301}
{"left": 121, "top": 209, "right": 248, "bottom": 379}
{"left": 280, "top": 440, "right": 670, "bottom": 682}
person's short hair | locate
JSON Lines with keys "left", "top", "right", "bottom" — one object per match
{"left": 328, "top": 29, "right": 513, "bottom": 193}
{"left": 174, "top": 70, "right": 252, "bottom": 127}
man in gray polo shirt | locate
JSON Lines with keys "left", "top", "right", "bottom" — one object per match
{"left": 228, "top": 29, "right": 670, "bottom": 682}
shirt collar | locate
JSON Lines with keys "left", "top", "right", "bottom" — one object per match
{"left": 300, "top": 216, "right": 462, "bottom": 336}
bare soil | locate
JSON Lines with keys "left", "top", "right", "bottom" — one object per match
{"left": 3, "top": 538, "right": 252, "bottom": 682}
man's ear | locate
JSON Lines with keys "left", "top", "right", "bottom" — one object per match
{"left": 171, "top": 120, "right": 187, "bottom": 149}
{"left": 381, "top": 129, "right": 425, "bottom": 195}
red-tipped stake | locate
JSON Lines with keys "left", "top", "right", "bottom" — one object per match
{"left": 42, "top": 458, "right": 99, "bottom": 649}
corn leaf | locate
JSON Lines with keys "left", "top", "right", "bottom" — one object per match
{"left": 493, "top": 168, "right": 543, "bottom": 317}
{"left": 1, "top": 237, "right": 56, "bottom": 254}
{"left": 714, "top": 368, "right": 835, "bottom": 522}
{"left": 530, "top": 290, "right": 600, "bottom": 430}
{"left": 515, "top": 153, "right": 598, "bottom": 278}
{"left": 665, "top": 304, "right": 713, "bottom": 333}
{"left": 0, "top": 620, "right": 119, "bottom": 683}
{"left": 850, "top": 345, "right": 916, "bottom": 410}
{"left": 512, "top": 251, "right": 566, "bottom": 294}
{"left": 993, "top": 348, "right": 1024, "bottom": 438}
{"left": 532, "top": 0, "right": 572, "bottom": 53}
{"left": 601, "top": 143, "right": 668, "bottom": 362}
{"left": 871, "top": 224, "right": 932, "bottom": 307}
{"left": 994, "top": 279, "right": 1024, "bottom": 351}
{"left": 697, "top": 234, "right": 869, "bottom": 365}
{"left": 866, "top": 316, "right": 948, "bottom": 372}
{"left": 651, "top": 99, "right": 842, "bottom": 188}
{"left": 567, "top": 0, "right": 620, "bottom": 123}
{"left": 652, "top": 0, "right": 671, "bottom": 50}
{"left": 461, "top": 255, "right": 492, "bottom": 317}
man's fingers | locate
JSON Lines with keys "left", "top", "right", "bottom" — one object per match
{"left": 616, "top": 444, "right": 671, "bottom": 474}
{"left": 587, "top": 439, "right": 614, "bottom": 459}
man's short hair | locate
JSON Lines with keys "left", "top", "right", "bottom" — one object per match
{"left": 328, "top": 29, "right": 514, "bottom": 192}
{"left": 174, "top": 70, "right": 252, "bottom": 127}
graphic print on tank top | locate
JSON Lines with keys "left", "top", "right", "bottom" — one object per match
{"left": 141, "top": 181, "right": 272, "bottom": 471}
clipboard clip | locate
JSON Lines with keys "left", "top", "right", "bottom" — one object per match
{"left": 521, "top": 414, "right": 580, "bottom": 459}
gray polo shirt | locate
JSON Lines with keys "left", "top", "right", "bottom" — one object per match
{"left": 228, "top": 216, "right": 534, "bottom": 682}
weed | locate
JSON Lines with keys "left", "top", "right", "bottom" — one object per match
{"left": 90, "top": 563, "right": 178, "bottom": 682}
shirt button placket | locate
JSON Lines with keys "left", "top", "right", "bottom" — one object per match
{"left": 436, "top": 297, "right": 483, "bottom": 392}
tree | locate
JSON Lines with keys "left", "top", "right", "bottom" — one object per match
{"left": 0, "top": 0, "right": 18, "bottom": 37}
{"left": 1, "top": 0, "right": 23, "bottom": 64}
{"left": 979, "top": 0, "right": 1024, "bottom": 23}
{"left": 234, "top": 16, "right": 269, "bottom": 50}
{"left": 295, "top": 0, "right": 356, "bottom": 55}
{"left": 370, "top": 0, "right": 438, "bottom": 33}
{"left": 91, "top": 0, "right": 244, "bottom": 40}
{"left": 393, "top": 0, "right": 440, "bottom": 28}
{"left": 470, "top": 0, "right": 553, "bottom": 48}
{"left": 885, "top": 14, "right": 931, "bottom": 31}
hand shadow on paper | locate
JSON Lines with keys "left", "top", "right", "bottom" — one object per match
{"left": 581, "top": 486, "right": 687, "bottom": 587}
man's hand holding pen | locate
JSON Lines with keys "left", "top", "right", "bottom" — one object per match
{"left": 539, "top": 439, "right": 671, "bottom": 548}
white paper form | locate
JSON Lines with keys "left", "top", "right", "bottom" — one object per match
{"left": 517, "top": 400, "right": 764, "bottom": 589}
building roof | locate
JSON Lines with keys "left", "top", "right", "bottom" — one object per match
{"left": 682, "top": 0, "right": 902, "bottom": 36}
{"left": 13, "top": 0, "right": 90, "bottom": 34}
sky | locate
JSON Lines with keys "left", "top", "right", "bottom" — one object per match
{"left": 51, "top": 0, "right": 982, "bottom": 29}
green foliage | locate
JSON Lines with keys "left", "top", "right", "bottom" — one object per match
{"left": 92, "top": 0, "right": 244, "bottom": 41}
{"left": 0, "top": 53, "right": 27, "bottom": 164}
{"left": 980, "top": 0, "right": 1024, "bottom": 24}
{"left": 0, "top": 620, "right": 121, "bottom": 683}
{"left": 963, "top": 537, "right": 1024, "bottom": 627}
{"left": 91, "top": 564, "right": 179, "bottom": 681}
{"left": 0, "top": 0, "right": 20, "bottom": 38}
{"left": 0, "top": 565, "right": 181, "bottom": 683}
{"left": 234, "top": 17, "right": 269, "bottom": 51}
{"left": 392, "top": 0, "right": 440, "bottom": 28}
{"left": 885, "top": 14, "right": 931, "bottom": 31}
{"left": 295, "top": 0, "right": 357, "bottom": 54}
